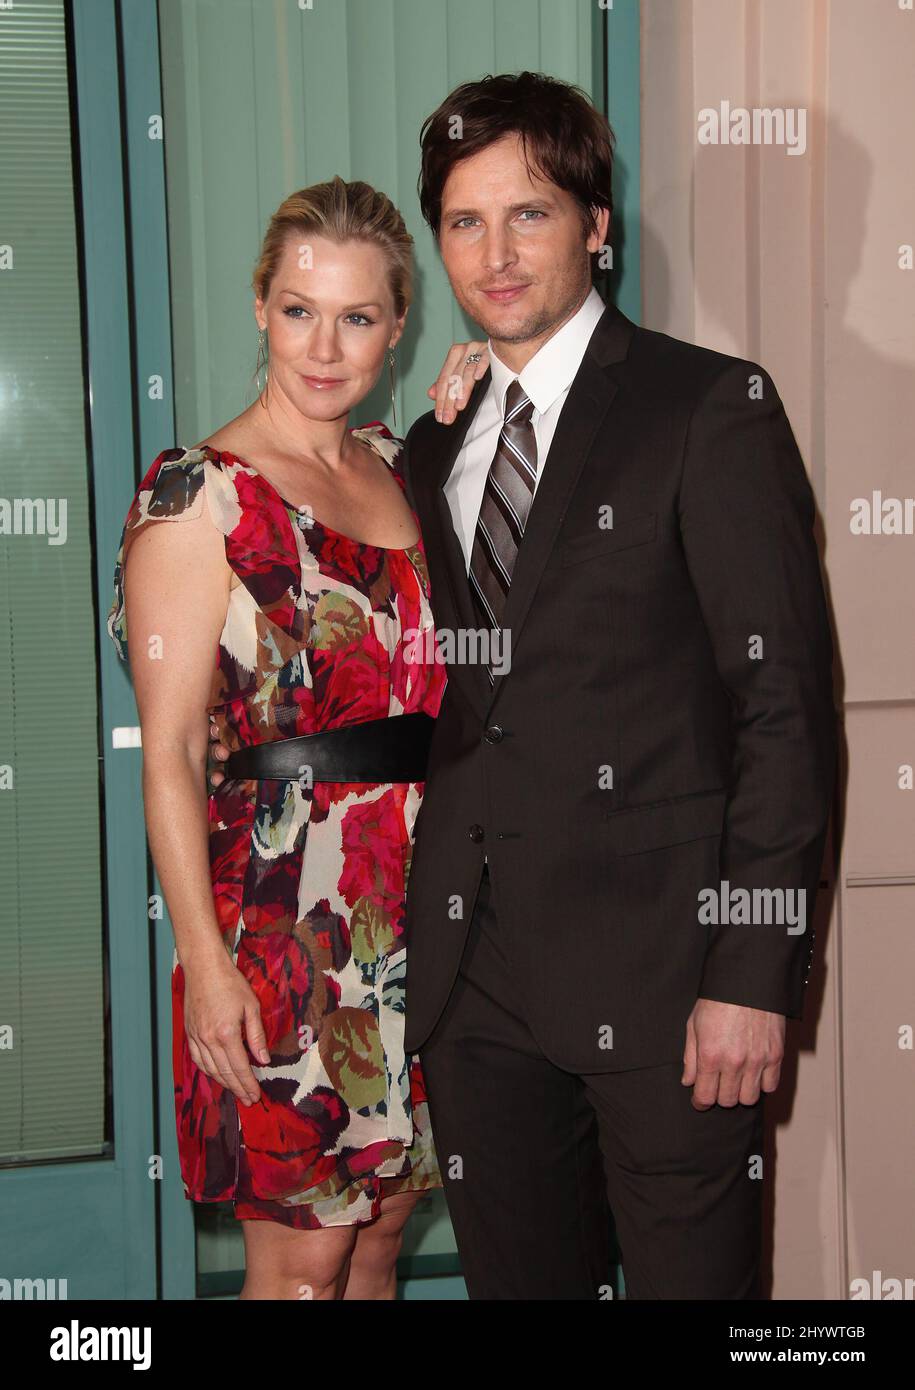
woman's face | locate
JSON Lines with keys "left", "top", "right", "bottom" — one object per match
{"left": 255, "top": 233, "right": 406, "bottom": 423}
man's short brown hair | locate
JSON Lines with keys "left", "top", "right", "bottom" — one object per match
{"left": 417, "top": 71, "right": 615, "bottom": 273}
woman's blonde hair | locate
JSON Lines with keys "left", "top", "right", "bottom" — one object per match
{"left": 252, "top": 176, "right": 414, "bottom": 318}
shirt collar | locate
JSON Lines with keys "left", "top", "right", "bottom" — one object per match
{"left": 487, "top": 285, "right": 607, "bottom": 418}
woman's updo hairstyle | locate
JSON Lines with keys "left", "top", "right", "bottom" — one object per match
{"left": 252, "top": 176, "right": 414, "bottom": 318}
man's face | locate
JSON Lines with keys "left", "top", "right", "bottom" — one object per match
{"left": 437, "top": 132, "right": 609, "bottom": 348}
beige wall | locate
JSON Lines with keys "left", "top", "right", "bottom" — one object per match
{"left": 641, "top": 0, "right": 915, "bottom": 1300}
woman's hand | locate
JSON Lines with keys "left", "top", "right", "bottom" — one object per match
{"left": 183, "top": 949, "right": 270, "bottom": 1106}
{"left": 428, "top": 340, "right": 489, "bottom": 424}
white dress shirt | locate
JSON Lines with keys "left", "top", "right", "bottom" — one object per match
{"left": 444, "top": 285, "right": 607, "bottom": 571}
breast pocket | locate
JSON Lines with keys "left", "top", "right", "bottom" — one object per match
{"left": 560, "top": 511, "right": 657, "bottom": 567}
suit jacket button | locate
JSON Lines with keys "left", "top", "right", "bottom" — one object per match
{"left": 483, "top": 725, "right": 503, "bottom": 744}
{"left": 469, "top": 824, "right": 484, "bottom": 843}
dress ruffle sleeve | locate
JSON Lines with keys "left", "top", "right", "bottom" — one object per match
{"left": 106, "top": 449, "right": 211, "bottom": 665}
{"left": 350, "top": 421, "right": 404, "bottom": 465}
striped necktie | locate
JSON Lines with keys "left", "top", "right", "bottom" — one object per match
{"left": 468, "top": 379, "right": 538, "bottom": 680}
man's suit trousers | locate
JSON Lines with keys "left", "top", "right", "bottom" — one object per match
{"left": 419, "top": 866, "right": 766, "bottom": 1300}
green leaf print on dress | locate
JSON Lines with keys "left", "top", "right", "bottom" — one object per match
{"left": 319, "top": 1006, "right": 387, "bottom": 1109}
{"left": 309, "top": 592, "right": 370, "bottom": 651}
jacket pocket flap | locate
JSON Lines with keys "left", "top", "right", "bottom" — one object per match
{"left": 561, "top": 512, "right": 656, "bottom": 566}
{"left": 603, "top": 789, "right": 727, "bottom": 856}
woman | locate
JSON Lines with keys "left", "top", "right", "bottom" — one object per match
{"left": 107, "top": 177, "right": 480, "bottom": 1300}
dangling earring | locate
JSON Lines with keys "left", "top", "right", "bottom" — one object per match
{"left": 255, "top": 327, "right": 269, "bottom": 404}
{"left": 388, "top": 348, "right": 397, "bottom": 429}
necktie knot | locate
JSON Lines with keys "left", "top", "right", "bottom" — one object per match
{"left": 504, "top": 378, "right": 534, "bottom": 426}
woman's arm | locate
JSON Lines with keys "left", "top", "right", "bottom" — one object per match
{"left": 124, "top": 499, "right": 268, "bottom": 1105}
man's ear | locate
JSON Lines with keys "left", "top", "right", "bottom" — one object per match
{"left": 587, "top": 204, "right": 611, "bottom": 253}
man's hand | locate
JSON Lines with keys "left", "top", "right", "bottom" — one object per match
{"left": 207, "top": 719, "right": 229, "bottom": 789}
{"left": 682, "top": 998, "right": 785, "bottom": 1109}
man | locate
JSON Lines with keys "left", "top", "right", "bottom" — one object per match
{"left": 399, "top": 71, "right": 835, "bottom": 1300}
{"left": 212, "top": 71, "right": 836, "bottom": 1300}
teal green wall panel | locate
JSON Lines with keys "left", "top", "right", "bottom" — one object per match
{"left": 400, "top": 1274, "right": 468, "bottom": 1300}
{"left": 120, "top": 0, "right": 196, "bottom": 1300}
{"left": 73, "top": 0, "right": 158, "bottom": 1301}
{"left": 606, "top": 0, "right": 641, "bottom": 321}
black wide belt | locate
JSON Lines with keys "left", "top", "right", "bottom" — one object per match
{"left": 223, "top": 712, "right": 436, "bottom": 783}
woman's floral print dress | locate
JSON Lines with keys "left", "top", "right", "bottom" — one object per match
{"left": 106, "top": 423, "right": 446, "bottom": 1228}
